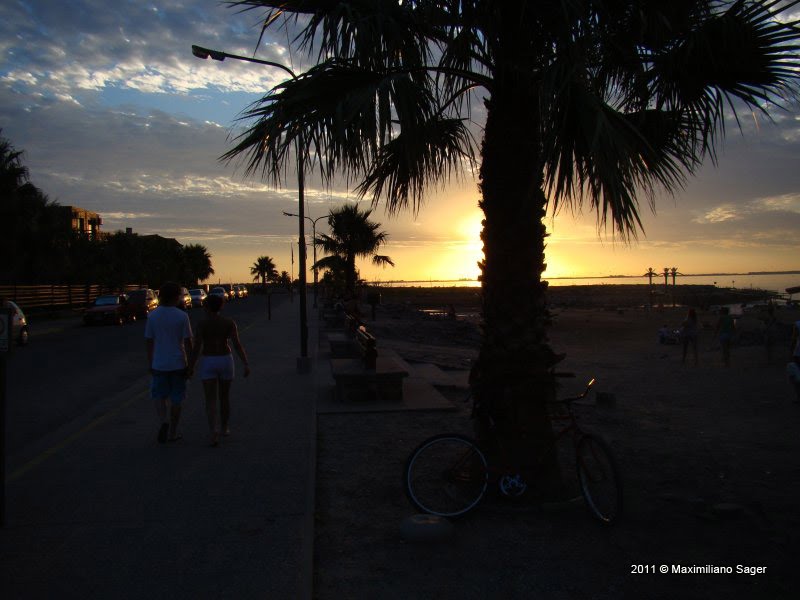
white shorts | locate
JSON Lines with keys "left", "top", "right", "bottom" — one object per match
{"left": 199, "top": 354, "right": 235, "bottom": 381}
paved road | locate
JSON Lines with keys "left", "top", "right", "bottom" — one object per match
{"left": 1, "top": 292, "right": 318, "bottom": 599}
{"left": 6, "top": 294, "right": 283, "bottom": 457}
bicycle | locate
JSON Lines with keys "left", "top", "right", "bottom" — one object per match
{"left": 403, "top": 378, "right": 622, "bottom": 523}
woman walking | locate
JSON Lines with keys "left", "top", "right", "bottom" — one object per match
{"left": 188, "top": 294, "right": 250, "bottom": 446}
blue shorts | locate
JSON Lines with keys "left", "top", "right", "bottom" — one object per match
{"left": 151, "top": 369, "right": 188, "bottom": 404}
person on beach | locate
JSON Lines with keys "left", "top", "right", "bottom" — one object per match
{"left": 714, "top": 307, "right": 735, "bottom": 367}
{"left": 446, "top": 303, "right": 457, "bottom": 320}
{"left": 762, "top": 304, "right": 778, "bottom": 365}
{"left": 145, "top": 282, "right": 193, "bottom": 443}
{"left": 188, "top": 294, "right": 250, "bottom": 446}
{"left": 681, "top": 308, "right": 699, "bottom": 365}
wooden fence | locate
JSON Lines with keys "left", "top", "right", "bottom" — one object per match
{"left": 0, "top": 284, "right": 147, "bottom": 312}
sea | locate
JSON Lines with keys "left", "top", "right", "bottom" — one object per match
{"left": 374, "top": 273, "right": 800, "bottom": 295}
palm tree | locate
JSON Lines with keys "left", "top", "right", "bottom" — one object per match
{"left": 250, "top": 255, "right": 278, "bottom": 289}
{"left": 1, "top": 131, "right": 64, "bottom": 283}
{"left": 277, "top": 270, "right": 292, "bottom": 289}
{"left": 314, "top": 204, "right": 394, "bottom": 296}
{"left": 644, "top": 268, "right": 658, "bottom": 288}
{"left": 184, "top": 244, "right": 215, "bottom": 285}
{"left": 223, "top": 1, "right": 800, "bottom": 471}
{"left": 0, "top": 130, "right": 29, "bottom": 193}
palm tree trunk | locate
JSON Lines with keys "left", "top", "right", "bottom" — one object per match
{"left": 474, "top": 60, "right": 561, "bottom": 488}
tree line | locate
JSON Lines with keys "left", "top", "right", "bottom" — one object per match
{"left": 249, "top": 204, "right": 394, "bottom": 297}
{"left": 0, "top": 131, "right": 214, "bottom": 287}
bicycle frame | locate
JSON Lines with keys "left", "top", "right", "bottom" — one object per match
{"left": 480, "top": 379, "right": 596, "bottom": 494}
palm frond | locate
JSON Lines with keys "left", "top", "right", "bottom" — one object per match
{"left": 355, "top": 116, "right": 476, "bottom": 214}
{"left": 649, "top": 0, "right": 800, "bottom": 154}
{"left": 313, "top": 254, "right": 347, "bottom": 272}
{"left": 542, "top": 76, "right": 697, "bottom": 238}
{"left": 372, "top": 254, "right": 395, "bottom": 267}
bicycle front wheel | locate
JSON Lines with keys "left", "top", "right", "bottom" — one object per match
{"left": 404, "top": 434, "right": 489, "bottom": 518}
{"left": 576, "top": 434, "right": 623, "bottom": 524}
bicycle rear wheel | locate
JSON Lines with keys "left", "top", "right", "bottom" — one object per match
{"left": 404, "top": 434, "right": 489, "bottom": 518}
{"left": 576, "top": 434, "right": 623, "bottom": 523}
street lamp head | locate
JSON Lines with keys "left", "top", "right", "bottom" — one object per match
{"left": 283, "top": 211, "right": 298, "bottom": 217}
{"left": 191, "top": 45, "right": 226, "bottom": 61}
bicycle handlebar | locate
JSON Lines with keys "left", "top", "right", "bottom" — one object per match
{"left": 549, "top": 377, "right": 596, "bottom": 405}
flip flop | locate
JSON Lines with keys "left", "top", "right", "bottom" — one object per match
{"left": 167, "top": 434, "right": 183, "bottom": 443}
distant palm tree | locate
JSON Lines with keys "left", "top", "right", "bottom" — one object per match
{"left": 644, "top": 268, "right": 658, "bottom": 288}
{"left": 250, "top": 255, "right": 278, "bottom": 289}
{"left": 314, "top": 204, "right": 394, "bottom": 295}
{"left": 277, "top": 270, "right": 292, "bottom": 289}
{"left": 183, "top": 244, "right": 215, "bottom": 285}
{"left": 223, "top": 1, "right": 800, "bottom": 469}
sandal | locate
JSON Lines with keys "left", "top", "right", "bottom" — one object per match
{"left": 167, "top": 434, "right": 183, "bottom": 443}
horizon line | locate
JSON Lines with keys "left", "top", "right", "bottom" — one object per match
{"left": 370, "top": 270, "right": 800, "bottom": 284}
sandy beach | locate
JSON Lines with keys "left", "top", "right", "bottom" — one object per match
{"left": 314, "top": 285, "right": 799, "bottom": 599}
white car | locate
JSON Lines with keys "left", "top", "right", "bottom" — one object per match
{"left": 189, "top": 288, "right": 207, "bottom": 308}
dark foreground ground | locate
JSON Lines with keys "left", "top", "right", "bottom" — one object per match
{"left": 313, "top": 293, "right": 799, "bottom": 599}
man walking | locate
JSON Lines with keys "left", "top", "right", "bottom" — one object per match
{"left": 145, "top": 282, "right": 193, "bottom": 442}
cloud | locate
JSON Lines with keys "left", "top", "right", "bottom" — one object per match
{"left": 693, "top": 193, "right": 800, "bottom": 224}
{"left": 0, "top": 0, "right": 292, "bottom": 99}
{"left": 693, "top": 205, "right": 742, "bottom": 223}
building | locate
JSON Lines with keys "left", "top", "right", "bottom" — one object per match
{"left": 56, "top": 205, "right": 102, "bottom": 240}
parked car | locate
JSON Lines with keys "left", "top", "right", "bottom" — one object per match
{"left": 3, "top": 300, "right": 29, "bottom": 346}
{"left": 221, "top": 284, "right": 236, "bottom": 299}
{"left": 208, "top": 286, "right": 228, "bottom": 301}
{"left": 189, "top": 288, "right": 207, "bottom": 308}
{"left": 127, "top": 288, "right": 158, "bottom": 318}
{"left": 178, "top": 287, "right": 192, "bottom": 310}
{"left": 234, "top": 284, "right": 249, "bottom": 298}
{"left": 83, "top": 294, "right": 135, "bottom": 326}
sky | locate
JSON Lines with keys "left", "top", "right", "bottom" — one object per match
{"left": 2, "top": 0, "right": 800, "bottom": 285}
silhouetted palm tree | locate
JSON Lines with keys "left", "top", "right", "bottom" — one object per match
{"left": 184, "top": 244, "right": 215, "bottom": 285}
{"left": 0, "top": 131, "right": 64, "bottom": 283}
{"left": 223, "top": 1, "right": 800, "bottom": 465}
{"left": 644, "top": 268, "right": 658, "bottom": 288}
{"left": 314, "top": 204, "right": 394, "bottom": 295}
{"left": 0, "top": 130, "right": 29, "bottom": 193}
{"left": 250, "top": 255, "right": 278, "bottom": 289}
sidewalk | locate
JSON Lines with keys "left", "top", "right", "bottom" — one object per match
{"left": 1, "top": 298, "right": 319, "bottom": 600}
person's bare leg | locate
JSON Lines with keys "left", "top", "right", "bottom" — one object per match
{"left": 155, "top": 397, "right": 169, "bottom": 442}
{"left": 154, "top": 397, "right": 167, "bottom": 421}
{"left": 219, "top": 379, "right": 233, "bottom": 436}
{"left": 203, "top": 379, "right": 220, "bottom": 445}
{"left": 169, "top": 404, "right": 182, "bottom": 440}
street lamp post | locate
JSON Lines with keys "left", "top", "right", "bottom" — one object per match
{"left": 284, "top": 211, "right": 325, "bottom": 309}
{"left": 192, "top": 44, "right": 310, "bottom": 371}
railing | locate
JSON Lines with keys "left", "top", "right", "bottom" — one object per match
{"left": 0, "top": 284, "right": 146, "bottom": 312}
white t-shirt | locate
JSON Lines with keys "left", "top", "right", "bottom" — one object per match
{"left": 145, "top": 306, "right": 193, "bottom": 371}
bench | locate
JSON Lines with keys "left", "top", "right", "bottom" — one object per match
{"left": 327, "top": 311, "right": 362, "bottom": 357}
{"left": 330, "top": 324, "right": 408, "bottom": 402}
